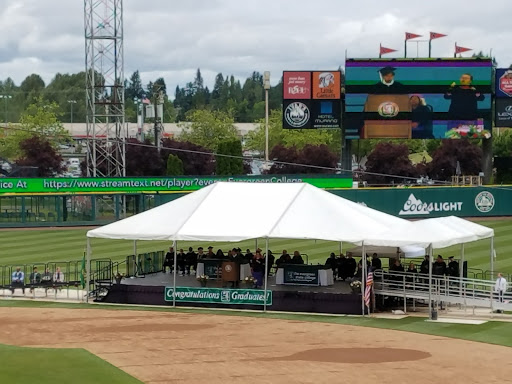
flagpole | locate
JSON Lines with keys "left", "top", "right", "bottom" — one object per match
{"left": 428, "top": 39, "right": 432, "bottom": 58}
{"left": 404, "top": 39, "right": 407, "bottom": 58}
{"left": 379, "top": 43, "right": 382, "bottom": 59}
{"left": 454, "top": 42, "right": 457, "bottom": 58}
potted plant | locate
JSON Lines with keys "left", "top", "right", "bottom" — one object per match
{"left": 243, "top": 276, "right": 255, "bottom": 287}
{"left": 196, "top": 274, "right": 209, "bottom": 287}
{"left": 350, "top": 280, "right": 362, "bottom": 294}
{"left": 114, "top": 272, "right": 124, "bottom": 285}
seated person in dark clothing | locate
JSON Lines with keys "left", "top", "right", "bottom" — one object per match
{"left": 291, "top": 251, "right": 304, "bottom": 265}
{"left": 433, "top": 255, "right": 447, "bottom": 276}
{"left": 197, "top": 247, "right": 206, "bottom": 260}
{"left": 29, "top": 267, "right": 41, "bottom": 293}
{"left": 176, "top": 248, "right": 188, "bottom": 275}
{"left": 336, "top": 254, "right": 347, "bottom": 280}
{"left": 325, "top": 253, "right": 337, "bottom": 274}
{"left": 216, "top": 249, "right": 226, "bottom": 259}
{"left": 233, "top": 248, "right": 245, "bottom": 264}
{"left": 41, "top": 268, "right": 53, "bottom": 289}
{"left": 266, "top": 250, "right": 275, "bottom": 276}
{"left": 344, "top": 253, "right": 357, "bottom": 280}
{"left": 420, "top": 255, "right": 430, "bottom": 275}
{"left": 185, "top": 247, "right": 197, "bottom": 274}
{"left": 355, "top": 260, "right": 363, "bottom": 280}
{"left": 447, "top": 256, "right": 460, "bottom": 278}
{"left": 163, "top": 247, "right": 174, "bottom": 273}
{"left": 371, "top": 253, "right": 382, "bottom": 271}
{"left": 244, "top": 249, "right": 254, "bottom": 262}
{"left": 275, "top": 250, "right": 290, "bottom": 270}
{"left": 206, "top": 246, "right": 215, "bottom": 258}
{"left": 11, "top": 267, "right": 25, "bottom": 294}
{"left": 410, "top": 95, "right": 434, "bottom": 139}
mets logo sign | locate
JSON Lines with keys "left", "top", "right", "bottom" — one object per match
{"left": 377, "top": 102, "right": 399, "bottom": 117}
{"left": 475, "top": 191, "right": 495, "bottom": 213}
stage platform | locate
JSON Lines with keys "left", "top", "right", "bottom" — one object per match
{"left": 103, "top": 272, "right": 365, "bottom": 315}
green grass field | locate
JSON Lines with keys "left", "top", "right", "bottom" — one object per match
{"left": 1, "top": 219, "right": 512, "bottom": 275}
{"left": 0, "top": 341, "right": 142, "bottom": 384}
{"left": 0, "top": 219, "right": 512, "bottom": 273}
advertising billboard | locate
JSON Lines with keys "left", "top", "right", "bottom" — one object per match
{"left": 282, "top": 71, "right": 341, "bottom": 129}
{"left": 344, "top": 58, "right": 493, "bottom": 139}
{"left": 495, "top": 99, "right": 512, "bottom": 127}
{"left": 496, "top": 68, "right": 512, "bottom": 98}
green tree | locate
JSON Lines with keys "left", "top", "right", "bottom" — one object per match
{"left": 126, "top": 70, "right": 144, "bottom": 100}
{"left": 245, "top": 109, "right": 342, "bottom": 155}
{"left": 179, "top": 109, "right": 238, "bottom": 151}
{"left": 493, "top": 129, "right": 512, "bottom": 157}
{"left": 216, "top": 140, "right": 244, "bottom": 175}
{"left": 166, "top": 154, "right": 184, "bottom": 175}
{"left": 0, "top": 97, "right": 70, "bottom": 160}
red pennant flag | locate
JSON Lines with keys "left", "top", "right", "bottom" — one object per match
{"left": 380, "top": 45, "right": 397, "bottom": 55}
{"left": 430, "top": 32, "right": 447, "bottom": 40}
{"left": 455, "top": 44, "right": 472, "bottom": 54}
{"left": 405, "top": 32, "right": 422, "bottom": 40}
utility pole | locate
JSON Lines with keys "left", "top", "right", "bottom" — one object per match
{"left": 263, "top": 72, "right": 271, "bottom": 164}
{"left": 67, "top": 100, "right": 77, "bottom": 124}
{"left": 153, "top": 85, "right": 164, "bottom": 152}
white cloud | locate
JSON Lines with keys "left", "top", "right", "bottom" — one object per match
{"left": 1, "top": 0, "right": 511, "bottom": 96}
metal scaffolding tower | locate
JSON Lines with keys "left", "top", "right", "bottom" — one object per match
{"left": 84, "top": 0, "right": 125, "bottom": 177}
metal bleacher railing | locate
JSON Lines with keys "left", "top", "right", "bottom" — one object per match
{"left": 373, "top": 269, "right": 512, "bottom": 314}
{"left": 0, "top": 250, "right": 166, "bottom": 302}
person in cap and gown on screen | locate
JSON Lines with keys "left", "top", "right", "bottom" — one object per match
{"left": 444, "top": 73, "right": 484, "bottom": 120}
{"left": 371, "top": 66, "right": 405, "bottom": 94}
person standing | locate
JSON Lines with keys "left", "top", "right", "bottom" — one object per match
{"left": 444, "top": 73, "right": 485, "bottom": 120}
{"left": 447, "top": 256, "right": 460, "bottom": 278}
{"left": 494, "top": 273, "right": 508, "bottom": 311}
{"left": 371, "top": 253, "right": 382, "bottom": 271}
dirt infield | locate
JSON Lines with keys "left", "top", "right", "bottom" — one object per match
{"left": 0, "top": 308, "right": 511, "bottom": 384}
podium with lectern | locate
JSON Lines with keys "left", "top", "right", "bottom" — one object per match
{"left": 363, "top": 94, "right": 412, "bottom": 139}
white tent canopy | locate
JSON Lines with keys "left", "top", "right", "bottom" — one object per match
{"left": 348, "top": 245, "right": 426, "bottom": 258}
{"left": 364, "top": 215, "right": 494, "bottom": 249}
{"left": 87, "top": 182, "right": 412, "bottom": 244}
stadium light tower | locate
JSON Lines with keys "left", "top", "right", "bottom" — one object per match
{"left": 84, "top": 0, "right": 126, "bottom": 177}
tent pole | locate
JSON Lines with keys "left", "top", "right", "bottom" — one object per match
{"left": 255, "top": 239, "right": 258, "bottom": 252}
{"left": 490, "top": 237, "right": 494, "bottom": 280}
{"left": 133, "top": 240, "right": 137, "bottom": 274}
{"left": 264, "top": 238, "right": 269, "bottom": 313}
{"left": 428, "top": 244, "right": 433, "bottom": 320}
{"left": 173, "top": 241, "right": 177, "bottom": 308}
{"left": 86, "top": 237, "right": 91, "bottom": 303}
{"left": 460, "top": 243, "right": 464, "bottom": 297}
{"left": 339, "top": 242, "right": 343, "bottom": 255}
{"left": 361, "top": 242, "right": 366, "bottom": 316}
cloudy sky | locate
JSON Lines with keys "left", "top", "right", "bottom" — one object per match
{"left": 1, "top": 0, "right": 511, "bottom": 96}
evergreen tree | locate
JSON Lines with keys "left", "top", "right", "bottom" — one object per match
{"left": 216, "top": 140, "right": 244, "bottom": 175}
{"left": 126, "top": 70, "right": 144, "bottom": 100}
{"left": 166, "top": 154, "right": 184, "bottom": 175}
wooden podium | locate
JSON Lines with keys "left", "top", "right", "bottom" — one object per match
{"left": 221, "top": 261, "right": 239, "bottom": 284}
{"left": 363, "top": 94, "right": 411, "bottom": 139}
